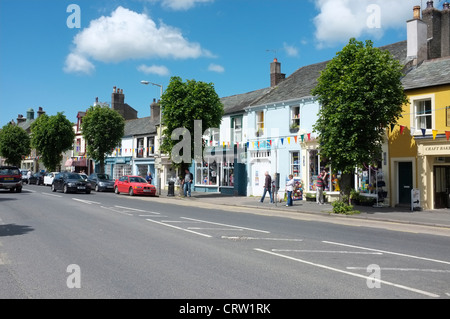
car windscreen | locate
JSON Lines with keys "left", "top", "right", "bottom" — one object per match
{"left": 67, "top": 173, "right": 84, "bottom": 180}
{"left": 130, "top": 177, "right": 147, "bottom": 183}
{"left": 97, "top": 174, "right": 111, "bottom": 180}
{"left": 0, "top": 168, "right": 20, "bottom": 175}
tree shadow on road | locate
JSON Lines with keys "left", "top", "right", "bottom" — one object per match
{"left": 0, "top": 224, "right": 34, "bottom": 237}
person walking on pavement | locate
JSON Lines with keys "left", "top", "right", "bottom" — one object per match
{"left": 260, "top": 171, "right": 274, "bottom": 203}
{"left": 183, "top": 168, "right": 193, "bottom": 197}
{"left": 146, "top": 172, "right": 153, "bottom": 184}
{"left": 285, "top": 174, "right": 295, "bottom": 207}
{"left": 316, "top": 170, "right": 327, "bottom": 205}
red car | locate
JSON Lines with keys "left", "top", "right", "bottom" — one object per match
{"left": 114, "top": 175, "right": 156, "bottom": 196}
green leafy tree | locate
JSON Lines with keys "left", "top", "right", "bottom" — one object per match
{"left": 0, "top": 123, "right": 31, "bottom": 166}
{"left": 312, "top": 38, "right": 408, "bottom": 195}
{"left": 31, "top": 113, "right": 75, "bottom": 172}
{"left": 160, "top": 76, "right": 224, "bottom": 170}
{"left": 81, "top": 105, "right": 125, "bottom": 173}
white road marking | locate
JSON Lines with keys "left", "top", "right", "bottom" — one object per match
{"left": 23, "top": 189, "right": 36, "bottom": 193}
{"left": 189, "top": 227, "right": 244, "bottom": 231}
{"left": 273, "top": 249, "right": 382, "bottom": 255}
{"left": 222, "top": 236, "right": 303, "bottom": 241}
{"left": 41, "top": 192, "right": 62, "bottom": 198}
{"left": 139, "top": 214, "right": 162, "bottom": 217}
{"left": 255, "top": 248, "right": 440, "bottom": 298}
{"left": 346, "top": 267, "right": 450, "bottom": 273}
{"left": 72, "top": 198, "right": 101, "bottom": 205}
{"left": 146, "top": 219, "right": 212, "bottom": 238}
{"left": 323, "top": 241, "right": 450, "bottom": 265}
{"left": 101, "top": 206, "right": 134, "bottom": 216}
{"left": 181, "top": 217, "right": 270, "bottom": 234}
{"left": 115, "top": 206, "right": 151, "bottom": 213}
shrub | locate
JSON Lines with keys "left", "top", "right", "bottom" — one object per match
{"left": 331, "top": 200, "right": 360, "bottom": 215}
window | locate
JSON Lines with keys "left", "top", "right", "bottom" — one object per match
{"left": 291, "top": 152, "right": 300, "bottom": 177}
{"left": 221, "top": 161, "right": 234, "bottom": 187}
{"left": 415, "top": 99, "right": 432, "bottom": 130}
{"left": 136, "top": 138, "right": 144, "bottom": 158}
{"left": 232, "top": 117, "right": 243, "bottom": 144}
{"left": 290, "top": 106, "right": 300, "bottom": 131}
{"left": 196, "top": 159, "right": 218, "bottom": 186}
{"left": 256, "top": 111, "right": 264, "bottom": 136}
{"left": 147, "top": 137, "right": 155, "bottom": 156}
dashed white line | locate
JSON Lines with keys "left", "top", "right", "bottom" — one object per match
{"left": 72, "top": 198, "right": 101, "bottom": 205}
{"left": 255, "top": 248, "right": 440, "bottom": 298}
{"left": 222, "top": 236, "right": 303, "bottom": 241}
{"left": 146, "top": 219, "right": 212, "bottom": 238}
{"left": 273, "top": 249, "right": 382, "bottom": 255}
{"left": 323, "top": 241, "right": 450, "bottom": 265}
{"left": 41, "top": 192, "right": 62, "bottom": 198}
{"left": 181, "top": 217, "right": 270, "bottom": 234}
{"left": 101, "top": 206, "right": 134, "bottom": 216}
{"left": 346, "top": 267, "right": 450, "bottom": 273}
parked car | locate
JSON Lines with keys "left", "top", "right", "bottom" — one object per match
{"left": 88, "top": 173, "right": 115, "bottom": 192}
{"left": 0, "top": 166, "right": 22, "bottom": 192}
{"left": 114, "top": 175, "right": 156, "bottom": 196}
{"left": 44, "top": 172, "right": 58, "bottom": 186}
{"left": 51, "top": 172, "right": 91, "bottom": 194}
{"left": 79, "top": 173, "right": 88, "bottom": 181}
{"left": 20, "top": 169, "right": 30, "bottom": 184}
{"left": 28, "top": 172, "right": 45, "bottom": 185}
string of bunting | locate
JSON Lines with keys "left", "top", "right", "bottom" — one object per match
{"left": 390, "top": 124, "right": 450, "bottom": 141}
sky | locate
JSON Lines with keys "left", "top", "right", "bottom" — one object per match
{"left": 0, "top": 0, "right": 443, "bottom": 127}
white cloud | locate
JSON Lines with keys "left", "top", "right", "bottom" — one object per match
{"left": 137, "top": 64, "right": 170, "bottom": 76}
{"left": 283, "top": 43, "right": 299, "bottom": 57}
{"left": 161, "top": 0, "right": 214, "bottom": 11}
{"left": 208, "top": 63, "right": 225, "bottom": 73}
{"left": 312, "top": 0, "right": 418, "bottom": 48}
{"left": 64, "top": 6, "right": 211, "bottom": 74}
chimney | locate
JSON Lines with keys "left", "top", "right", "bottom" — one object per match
{"left": 150, "top": 98, "right": 161, "bottom": 121}
{"left": 37, "top": 107, "right": 45, "bottom": 117}
{"left": 26, "top": 108, "right": 35, "bottom": 121}
{"left": 423, "top": 0, "right": 443, "bottom": 59}
{"left": 442, "top": 2, "right": 450, "bottom": 57}
{"left": 407, "top": 6, "right": 428, "bottom": 65}
{"left": 270, "top": 58, "right": 285, "bottom": 87}
{"left": 16, "top": 114, "right": 26, "bottom": 124}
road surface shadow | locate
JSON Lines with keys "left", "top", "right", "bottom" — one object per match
{"left": 0, "top": 224, "right": 34, "bottom": 237}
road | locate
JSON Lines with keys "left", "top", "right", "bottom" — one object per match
{"left": 1, "top": 184, "right": 450, "bottom": 302}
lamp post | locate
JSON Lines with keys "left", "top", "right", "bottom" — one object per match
{"left": 141, "top": 80, "right": 163, "bottom": 196}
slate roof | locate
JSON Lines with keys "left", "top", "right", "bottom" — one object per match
{"left": 124, "top": 116, "right": 158, "bottom": 137}
{"left": 402, "top": 57, "right": 450, "bottom": 90}
{"left": 220, "top": 88, "right": 272, "bottom": 115}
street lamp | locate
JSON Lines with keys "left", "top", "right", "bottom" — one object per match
{"left": 141, "top": 80, "right": 163, "bottom": 196}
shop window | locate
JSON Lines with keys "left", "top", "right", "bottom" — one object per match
{"left": 291, "top": 152, "right": 300, "bottom": 177}
{"left": 196, "top": 159, "right": 218, "bottom": 186}
{"left": 308, "top": 149, "right": 332, "bottom": 191}
{"left": 221, "top": 162, "right": 234, "bottom": 187}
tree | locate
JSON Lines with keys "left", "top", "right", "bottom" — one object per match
{"left": 312, "top": 38, "right": 408, "bottom": 194}
{"left": 31, "top": 113, "right": 75, "bottom": 172}
{"left": 81, "top": 105, "right": 125, "bottom": 173}
{"left": 160, "top": 76, "right": 224, "bottom": 170}
{"left": 0, "top": 123, "right": 31, "bottom": 166}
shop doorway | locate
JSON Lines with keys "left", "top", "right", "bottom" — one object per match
{"left": 434, "top": 166, "right": 450, "bottom": 209}
{"left": 398, "top": 162, "right": 413, "bottom": 205}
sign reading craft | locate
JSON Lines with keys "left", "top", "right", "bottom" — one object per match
{"left": 421, "top": 145, "right": 450, "bottom": 156}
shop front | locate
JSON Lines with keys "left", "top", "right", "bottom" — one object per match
{"left": 416, "top": 136, "right": 450, "bottom": 210}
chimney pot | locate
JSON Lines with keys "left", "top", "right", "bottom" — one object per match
{"left": 413, "top": 6, "right": 421, "bottom": 19}
{"left": 444, "top": 2, "right": 450, "bottom": 10}
{"left": 427, "top": 1, "right": 434, "bottom": 9}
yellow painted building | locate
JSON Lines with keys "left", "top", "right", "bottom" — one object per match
{"left": 388, "top": 59, "right": 450, "bottom": 210}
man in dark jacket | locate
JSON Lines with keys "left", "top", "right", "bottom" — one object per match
{"left": 260, "top": 171, "right": 273, "bottom": 203}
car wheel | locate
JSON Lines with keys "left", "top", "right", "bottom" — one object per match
{"left": 129, "top": 187, "right": 134, "bottom": 196}
{"left": 115, "top": 186, "right": 120, "bottom": 194}
{"left": 86, "top": 190, "right": 91, "bottom": 194}
{"left": 51, "top": 184, "right": 56, "bottom": 192}
{"left": 16, "top": 187, "right": 22, "bottom": 193}
{"left": 63, "top": 185, "right": 68, "bottom": 194}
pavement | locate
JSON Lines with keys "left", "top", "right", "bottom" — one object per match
{"left": 153, "top": 189, "right": 450, "bottom": 230}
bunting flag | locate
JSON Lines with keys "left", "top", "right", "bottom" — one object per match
{"left": 247, "top": 142, "right": 250, "bottom": 149}
{"left": 421, "top": 128, "right": 426, "bottom": 137}
{"left": 281, "top": 138, "right": 284, "bottom": 145}
{"left": 287, "top": 137, "right": 291, "bottom": 144}
{"left": 294, "top": 136, "right": 298, "bottom": 143}
{"left": 446, "top": 131, "right": 450, "bottom": 141}
{"left": 400, "top": 126, "right": 405, "bottom": 135}
{"left": 390, "top": 124, "right": 396, "bottom": 132}
{"left": 410, "top": 127, "right": 416, "bottom": 136}
{"left": 433, "top": 130, "right": 438, "bottom": 140}
{"left": 301, "top": 135, "right": 304, "bottom": 142}
{"left": 307, "top": 133, "right": 311, "bottom": 141}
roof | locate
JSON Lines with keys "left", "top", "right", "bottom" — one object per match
{"left": 124, "top": 116, "right": 158, "bottom": 137}
{"left": 220, "top": 88, "right": 272, "bottom": 115}
{"left": 402, "top": 57, "right": 450, "bottom": 90}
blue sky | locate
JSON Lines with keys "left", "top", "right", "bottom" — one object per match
{"left": 0, "top": 0, "right": 439, "bottom": 127}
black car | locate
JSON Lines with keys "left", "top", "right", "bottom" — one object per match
{"left": 88, "top": 173, "right": 115, "bottom": 192}
{"left": 51, "top": 172, "right": 92, "bottom": 194}
{"left": 28, "top": 172, "right": 45, "bottom": 185}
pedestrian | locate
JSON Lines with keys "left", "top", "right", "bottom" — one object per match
{"left": 146, "top": 172, "right": 153, "bottom": 184}
{"left": 285, "top": 174, "right": 295, "bottom": 207}
{"left": 260, "top": 171, "right": 274, "bottom": 203}
{"left": 183, "top": 168, "right": 193, "bottom": 197}
{"left": 316, "top": 170, "right": 327, "bottom": 205}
